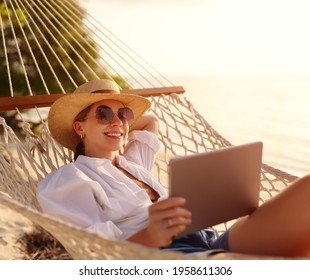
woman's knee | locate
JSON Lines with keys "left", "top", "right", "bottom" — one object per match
{"left": 289, "top": 174, "right": 310, "bottom": 194}
{"left": 278, "top": 174, "right": 310, "bottom": 219}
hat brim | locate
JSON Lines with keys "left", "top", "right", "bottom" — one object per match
{"left": 48, "top": 92, "right": 151, "bottom": 151}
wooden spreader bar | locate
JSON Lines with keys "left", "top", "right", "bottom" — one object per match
{"left": 0, "top": 86, "right": 185, "bottom": 111}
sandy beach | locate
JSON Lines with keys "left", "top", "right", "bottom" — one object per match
{"left": 0, "top": 204, "right": 33, "bottom": 260}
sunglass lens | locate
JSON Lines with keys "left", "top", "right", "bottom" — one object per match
{"left": 118, "top": 107, "right": 134, "bottom": 124}
{"left": 96, "top": 106, "right": 114, "bottom": 124}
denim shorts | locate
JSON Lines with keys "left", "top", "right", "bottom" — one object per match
{"left": 160, "top": 229, "right": 230, "bottom": 255}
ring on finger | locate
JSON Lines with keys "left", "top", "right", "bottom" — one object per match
{"left": 168, "top": 218, "right": 173, "bottom": 227}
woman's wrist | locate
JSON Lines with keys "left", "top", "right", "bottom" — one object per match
{"left": 130, "top": 114, "right": 159, "bottom": 135}
{"left": 127, "top": 227, "right": 159, "bottom": 248}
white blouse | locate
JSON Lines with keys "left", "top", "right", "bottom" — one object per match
{"left": 37, "top": 130, "right": 167, "bottom": 241}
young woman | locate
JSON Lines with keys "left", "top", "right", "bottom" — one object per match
{"left": 37, "top": 79, "right": 310, "bottom": 257}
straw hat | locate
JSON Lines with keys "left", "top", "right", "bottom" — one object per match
{"left": 48, "top": 79, "right": 151, "bottom": 151}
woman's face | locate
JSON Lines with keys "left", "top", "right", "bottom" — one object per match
{"left": 73, "top": 99, "right": 130, "bottom": 160}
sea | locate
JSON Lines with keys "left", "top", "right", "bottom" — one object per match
{"left": 168, "top": 75, "right": 310, "bottom": 177}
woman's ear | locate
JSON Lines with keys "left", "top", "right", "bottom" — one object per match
{"left": 73, "top": 121, "right": 85, "bottom": 138}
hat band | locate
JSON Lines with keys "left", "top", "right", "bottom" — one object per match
{"left": 91, "top": 89, "right": 119, "bottom": 94}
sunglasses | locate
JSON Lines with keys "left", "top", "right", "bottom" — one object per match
{"left": 91, "top": 105, "right": 134, "bottom": 125}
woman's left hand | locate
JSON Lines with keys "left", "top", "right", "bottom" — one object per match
{"left": 128, "top": 197, "right": 192, "bottom": 248}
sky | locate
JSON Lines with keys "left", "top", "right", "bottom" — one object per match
{"left": 81, "top": 0, "right": 310, "bottom": 76}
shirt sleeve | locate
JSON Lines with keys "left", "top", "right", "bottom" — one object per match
{"left": 124, "top": 130, "right": 161, "bottom": 171}
{"left": 36, "top": 166, "right": 122, "bottom": 240}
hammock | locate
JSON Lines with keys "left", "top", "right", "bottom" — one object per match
{"left": 0, "top": 0, "right": 298, "bottom": 259}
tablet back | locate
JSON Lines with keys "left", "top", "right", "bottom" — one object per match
{"left": 168, "top": 142, "right": 262, "bottom": 235}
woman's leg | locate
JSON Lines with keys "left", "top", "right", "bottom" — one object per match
{"left": 228, "top": 174, "right": 310, "bottom": 257}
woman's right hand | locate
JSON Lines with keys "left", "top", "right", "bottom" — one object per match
{"left": 128, "top": 197, "right": 192, "bottom": 248}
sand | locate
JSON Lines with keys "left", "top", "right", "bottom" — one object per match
{"left": 0, "top": 204, "right": 34, "bottom": 260}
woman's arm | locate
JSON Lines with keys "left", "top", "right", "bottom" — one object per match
{"left": 130, "top": 113, "right": 159, "bottom": 135}
{"left": 37, "top": 169, "right": 123, "bottom": 240}
{"left": 124, "top": 114, "right": 160, "bottom": 171}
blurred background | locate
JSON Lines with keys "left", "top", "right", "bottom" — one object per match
{"left": 1, "top": 0, "right": 310, "bottom": 177}
{"left": 82, "top": 0, "right": 310, "bottom": 176}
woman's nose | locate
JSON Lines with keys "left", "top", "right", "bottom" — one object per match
{"left": 110, "top": 113, "right": 123, "bottom": 126}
